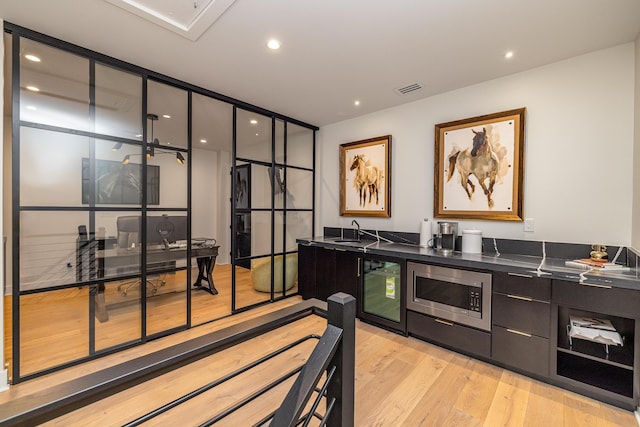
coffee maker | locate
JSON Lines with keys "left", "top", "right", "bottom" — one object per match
{"left": 436, "top": 221, "right": 458, "bottom": 255}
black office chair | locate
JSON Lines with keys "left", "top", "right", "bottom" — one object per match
{"left": 115, "top": 216, "right": 166, "bottom": 296}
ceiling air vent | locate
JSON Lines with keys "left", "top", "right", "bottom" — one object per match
{"left": 394, "top": 83, "right": 423, "bottom": 96}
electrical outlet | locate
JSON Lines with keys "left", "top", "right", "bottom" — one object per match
{"left": 524, "top": 218, "right": 535, "bottom": 232}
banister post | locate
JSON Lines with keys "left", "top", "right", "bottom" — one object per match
{"left": 326, "top": 292, "right": 356, "bottom": 427}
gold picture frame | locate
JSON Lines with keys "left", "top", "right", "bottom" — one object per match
{"left": 340, "top": 135, "right": 391, "bottom": 217}
{"left": 434, "top": 108, "right": 525, "bottom": 221}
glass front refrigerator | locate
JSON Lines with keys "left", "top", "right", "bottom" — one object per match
{"left": 358, "top": 255, "right": 406, "bottom": 334}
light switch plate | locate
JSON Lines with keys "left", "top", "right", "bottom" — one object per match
{"left": 524, "top": 218, "right": 535, "bottom": 232}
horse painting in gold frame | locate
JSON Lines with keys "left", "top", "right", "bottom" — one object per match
{"left": 434, "top": 108, "right": 525, "bottom": 221}
{"left": 340, "top": 135, "right": 391, "bottom": 217}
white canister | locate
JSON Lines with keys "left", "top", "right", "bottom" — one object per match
{"left": 419, "top": 218, "right": 430, "bottom": 248}
{"left": 461, "top": 229, "right": 482, "bottom": 254}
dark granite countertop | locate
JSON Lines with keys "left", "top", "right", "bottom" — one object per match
{"left": 297, "top": 236, "right": 640, "bottom": 291}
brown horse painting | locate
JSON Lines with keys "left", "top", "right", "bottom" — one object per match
{"left": 447, "top": 128, "right": 499, "bottom": 208}
{"left": 350, "top": 154, "right": 383, "bottom": 207}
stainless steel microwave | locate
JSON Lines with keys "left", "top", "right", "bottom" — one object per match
{"left": 407, "top": 262, "right": 492, "bottom": 331}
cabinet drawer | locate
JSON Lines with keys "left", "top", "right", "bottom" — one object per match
{"left": 553, "top": 280, "right": 640, "bottom": 318}
{"left": 493, "top": 293, "right": 551, "bottom": 338}
{"left": 493, "top": 272, "right": 551, "bottom": 301}
{"left": 407, "top": 310, "right": 491, "bottom": 359}
{"left": 492, "top": 326, "right": 550, "bottom": 377}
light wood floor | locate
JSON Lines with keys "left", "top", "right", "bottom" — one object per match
{"left": 4, "top": 263, "right": 298, "bottom": 378}
{"left": 4, "top": 306, "right": 636, "bottom": 426}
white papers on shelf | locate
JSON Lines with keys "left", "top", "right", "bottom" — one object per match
{"left": 568, "top": 316, "right": 623, "bottom": 347}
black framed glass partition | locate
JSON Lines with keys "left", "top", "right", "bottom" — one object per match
{"left": 4, "top": 22, "right": 317, "bottom": 383}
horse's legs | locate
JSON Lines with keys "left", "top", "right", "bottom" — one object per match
{"left": 460, "top": 174, "right": 474, "bottom": 200}
{"left": 476, "top": 175, "right": 495, "bottom": 208}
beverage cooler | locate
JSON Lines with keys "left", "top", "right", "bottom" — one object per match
{"left": 357, "top": 255, "right": 406, "bottom": 334}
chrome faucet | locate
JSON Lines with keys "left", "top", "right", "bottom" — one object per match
{"left": 351, "top": 219, "right": 361, "bottom": 240}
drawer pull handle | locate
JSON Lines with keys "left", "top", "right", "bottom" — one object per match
{"left": 507, "top": 294, "right": 533, "bottom": 302}
{"left": 508, "top": 272, "right": 533, "bottom": 279}
{"left": 580, "top": 282, "right": 612, "bottom": 289}
{"left": 507, "top": 328, "right": 532, "bottom": 337}
{"left": 435, "top": 318, "right": 454, "bottom": 326}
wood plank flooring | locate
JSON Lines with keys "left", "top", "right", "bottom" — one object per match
{"left": 7, "top": 312, "right": 634, "bottom": 426}
{"left": 4, "top": 263, "right": 298, "bottom": 377}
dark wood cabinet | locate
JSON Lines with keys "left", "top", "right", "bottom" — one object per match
{"left": 407, "top": 310, "right": 491, "bottom": 358}
{"left": 297, "top": 244, "right": 317, "bottom": 300}
{"left": 297, "top": 244, "right": 359, "bottom": 301}
{"left": 492, "top": 326, "right": 550, "bottom": 377}
{"left": 551, "top": 279, "right": 638, "bottom": 408}
{"left": 491, "top": 272, "right": 551, "bottom": 377}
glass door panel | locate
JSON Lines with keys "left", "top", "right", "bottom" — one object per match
{"left": 19, "top": 127, "right": 89, "bottom": 207}
{"left": 19, "top": 287, "right": 90, "bottom": 376}
{"left": 19, "top": 38, "right": 91, "bottom": 131}
{"left": 236, "top": 109, "right": 271, "bottom": 163}
{"left": 190, "top": 93, "right": 233, "bottom": 325}
{"left": 286, "top": 123, "right": 314, "bottom": 169}
{"left": 95, "top": 64, "right": 142, "bottom": 140}
{"left": 363, "top": 259, "right": 402, "bottom": 322}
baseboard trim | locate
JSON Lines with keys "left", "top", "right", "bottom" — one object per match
{"left": 0, "top": 369, "right": 8, "bottom": 392}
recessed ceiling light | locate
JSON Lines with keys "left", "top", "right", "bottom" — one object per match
{"left": 26, "top": 105, "right": 37, "bottom": 111}
{"left": 267, "top": 39, "right": 281, "bottom": 50}
{"left": 25, "top": 54, "right": 41, "bottom": 62}
{"left": 504, "top": 51, "right": 514, "bottom": 59}
{"left": 256, "top": 133, "right": 259, "bottom": 136}
{"left": 200, "top": 139, "right": 207, "bottom": 143}
{"left": 162, "top": 114, "right": 171, "bottom": 119}
{"left": 26, "top": 85, "right": 40, "bottom": 92}
{"left": 250, "top": 119, "right": 258, "bottom": 125}
{"left": 354, "top": 100, "right": 360, "bottom": 106}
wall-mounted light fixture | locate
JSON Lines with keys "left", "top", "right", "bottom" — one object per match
{"left": 176, "top": 152, "right": 185, "bottom": 165}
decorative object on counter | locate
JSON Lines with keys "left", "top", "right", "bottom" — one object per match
{"left": 565, "top": 258, "right": 630, "bottom": 272}
{"left": 419, "top": 218, "right": 430, "bottom": 247}
{"left": 590, "top": 244, "right": 608, "bottom": 260}
{"left": 339, "top": 135, "right": 391, "bottom": 218}
{"left": 461, "top": 229, "right": 483, "bottom": 254}
{"left": 434, "top": 108, "right": 525, "bottom": 221}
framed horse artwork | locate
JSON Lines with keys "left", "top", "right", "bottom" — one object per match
{"left": 434, "top": 108, "right": 525, "bottom": 221}
{"left": 339, "top": 135, "right": 391, "bottom": 217}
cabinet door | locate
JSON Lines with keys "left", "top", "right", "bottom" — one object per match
{"left": 315, "top": 247, "right": 337, "bottom": 301}
{"left": 297, "top": 244, "right": 316, "bottom": 299}
{"left": 492, "top": 326, "right": 549, "bottom": 377}
{"left": 493, "top": 272, "right": 551, "bottom": 301}
{"left": 553, "top": 280, "right": 640, "bottom": 318}
{"left": 407, "top": 310, "right": 491, "bottom": 358}
{"left": 493, "top": 293, "right": 551, "bottom": 338}
{"left": 335, "top": 249, "right": 359, "bottom": 299}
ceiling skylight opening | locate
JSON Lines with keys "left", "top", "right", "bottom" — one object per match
{"left": 267, "top": 39, "right": 281, "bottom": 50}
{"left": 505, "top": 51, "right": 514, "bottom": 59}
{"left": 25, "top": 54, "right": 41, "bottom": 62}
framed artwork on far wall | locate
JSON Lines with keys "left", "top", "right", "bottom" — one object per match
{"left": 339, "top": 135, "right": 391, "bottom": 217}
{"left": 234, "top": 164, "right": 251, "bottom": 210}
{"left": 434, "top": 108, "right": 525, "bottom": 221}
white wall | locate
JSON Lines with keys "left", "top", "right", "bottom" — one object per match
{"left": 633, "top": 35, "right": 640, "bottom": 252}
{"left": 318, "top": 43, "right": 636, "bottom": 246}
